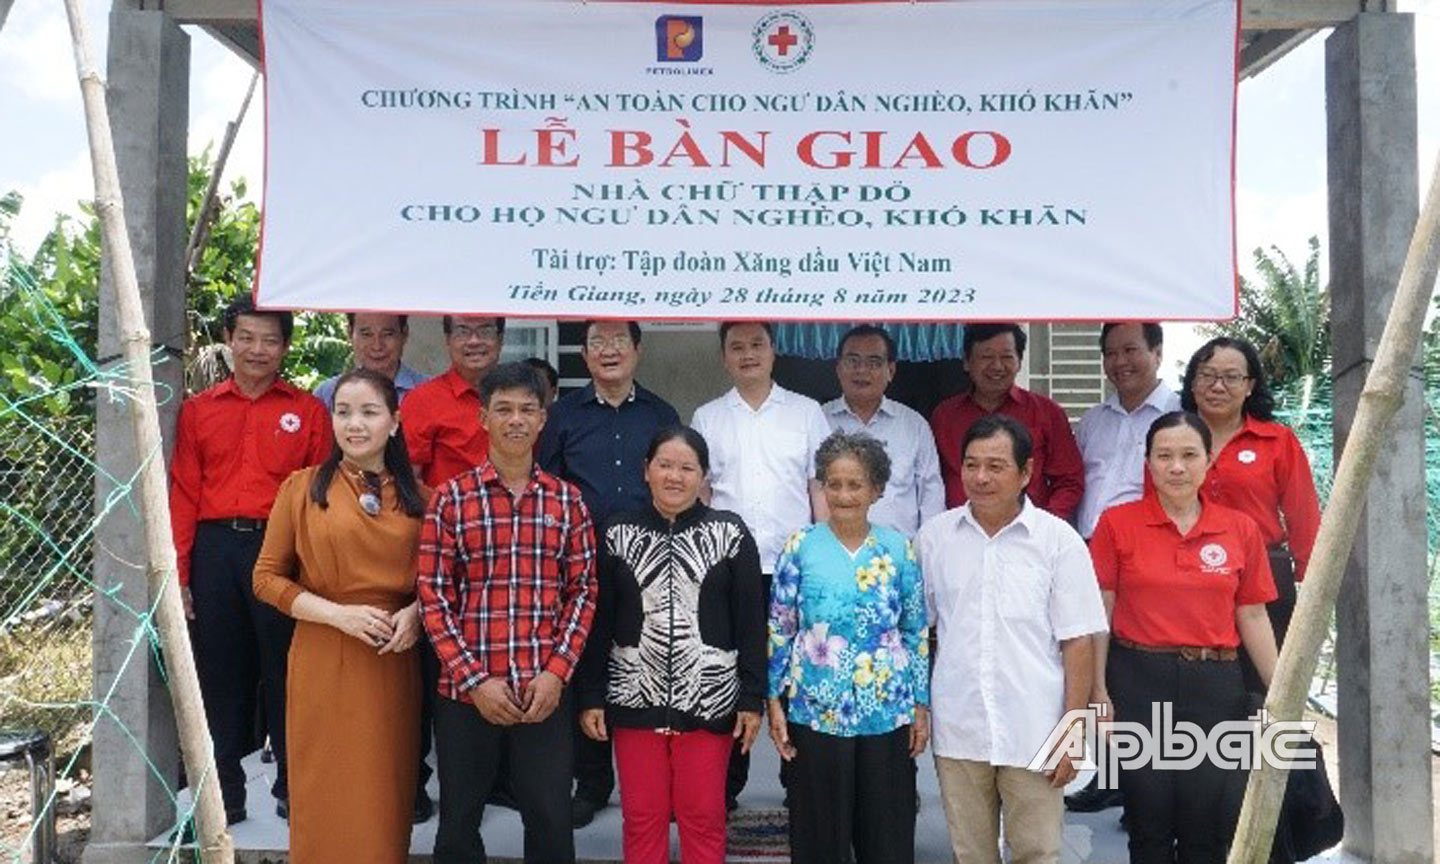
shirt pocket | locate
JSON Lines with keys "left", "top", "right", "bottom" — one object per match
{"left": 997, "top": 557, "right": 1048, "bottom": 621}
{"left": 771, "top": 430, "right": 811, "bottom": 477}
{"left": 260, "top": 425, "right": 311, "bottom": 477}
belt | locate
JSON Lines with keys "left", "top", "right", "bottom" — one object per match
{"left": 204, "top": 517, "right": 267, "bottom": 532}
{"left": 1113, "top": 637, "right": 1236, "bottom": 662}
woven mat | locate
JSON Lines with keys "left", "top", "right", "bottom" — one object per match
{"left": 726, "top": 808, "right": 791, "bottom": 860}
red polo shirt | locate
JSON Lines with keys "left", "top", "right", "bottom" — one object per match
{"left": 1090, "top": 494, "right": 1277, "bottom": 648}
{"left": 930, "top": 386, "right": 1085, "bottom": 520}
{"left": 168, "top": 377, "right": 330, "bottom": 586}
{"left": 1203, "top": 416, "right": 1321, "bottom": 581}
{"left": 403, "top": 366, "right": 489, "bottom": 489}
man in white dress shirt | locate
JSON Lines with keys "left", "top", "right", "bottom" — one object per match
{"left": 692, "top": 320, "right": 830, "bottom": 809}
{"left": 823, "top": 325, "right": 944, "bottom": 537}
{"left": 917, "top": 415, "right": 1107, "bottom": 864}
{"left": 1074, "top": 322, "right": 1181, "bottom": 540}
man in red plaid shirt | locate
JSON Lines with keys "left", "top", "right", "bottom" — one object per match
{"left": 418, "top": 361, "right": 597, "bottom": 864}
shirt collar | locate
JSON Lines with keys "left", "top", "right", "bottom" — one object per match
{"left": 1103, "top": 381, "right": 1175, "bottom": 416}
{"left": 586, "top": 382, "right": 638, "bottom": 406}
{"left": 477, "top": 459, "right": 541, "bottom": 488}
{"left": 724, "top": 383, "right": 786, "bottom": 411}
{"left": 961, "top": 384, "right": 1023, "bottom": 411}
{"left": 1140, "top": 490, "right": 1225, "bottom": 536}
{"left": 827, "top": 395, "right": 895, "bottom": 422}
{"left": 956, "top": 497, "right": 1034, "bottom": 538}
{"left": 217, "top": 376, "right": 297, "bottom": 400}
{"left": 1238, "top": 414, "right": 1281, "bottom": 439}
{"left": 442, "top": 366, "right": 479, "bottom": 397}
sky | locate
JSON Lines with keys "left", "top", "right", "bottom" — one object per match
{"left": 0, "top": 0, "right": 1436, "bottom": 382}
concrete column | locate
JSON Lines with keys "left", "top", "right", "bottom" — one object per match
{"left": 86, "top": 10, "right": 190, "bottom": 864}
{"left": 1326, "top": 13, "right": 1432, "bottom": 864}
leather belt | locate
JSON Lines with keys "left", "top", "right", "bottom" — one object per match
{"left": 1113, "top": 637, "right": 1237, "bottom": 662}
{"left": 204, "top": 517, "right": 267, "bottom": 532}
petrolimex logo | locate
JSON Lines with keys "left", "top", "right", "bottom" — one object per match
{"left": 656, "top": 15, "right": 703, "bottom": 62}
{"left": 752, "top": 10, "right": 814, "bottom": 74}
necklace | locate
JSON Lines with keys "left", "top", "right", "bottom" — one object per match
{"left": 341, "top": 461, "right": 390, "bottom": 516}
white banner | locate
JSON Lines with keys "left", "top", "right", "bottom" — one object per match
{"left": 257, "top": 0, "right": 1237, "bottom": 321}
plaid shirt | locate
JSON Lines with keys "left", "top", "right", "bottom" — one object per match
{"left": 418, "top": 460, "right": 596, "bottom": 701}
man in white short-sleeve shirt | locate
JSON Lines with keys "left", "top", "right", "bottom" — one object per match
{"left": 823, "top": 325, "right": 944, "bottom": 537}
{"left": 1075, "top": 322, "right": 1181, "bottom": 539}
{"left": 917, "top": 414, "right": 1107, "bottom": 864}
{"left": 692, "top": 321, "right": 830, "bottom": 573}
{"left": 691, "top": 320, "right": 829, "bottom": 809}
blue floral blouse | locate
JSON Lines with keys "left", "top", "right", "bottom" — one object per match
{"left": 767, "top": 523, "right": 930, "bottom": 737}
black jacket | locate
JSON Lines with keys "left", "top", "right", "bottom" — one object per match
{"left": 577, "top": 501, "right": 766, "bottom": 733}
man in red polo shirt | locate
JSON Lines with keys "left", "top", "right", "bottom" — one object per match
{"left": 169, "top": 298, "right": 330, "bottom": 824}
{"left": 930, "top": 323, "right": 1084, "bottom": 521}
{"left": 403, "top": 315, "right": 505, "bottom": 488}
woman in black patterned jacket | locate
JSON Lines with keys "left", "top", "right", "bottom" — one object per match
{"left": 578, "top": 425, "right": 766, "bottom": 864}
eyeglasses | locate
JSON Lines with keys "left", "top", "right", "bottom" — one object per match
{"left": 1195, "top": 371, "right": 1251, "bottom": 389}
{"left": 840, "top": 354, "right": 888, "bottom": 371}
{"left": 451, "top": 324, "right": 500, "bottom": 342}
{"left": 585, "top": 335, "right": 634, "bottom": 352}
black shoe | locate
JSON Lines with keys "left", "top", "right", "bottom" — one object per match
{"left": 726, "top": 796, "right": 740, "bottom": 813}
{"left": 1064, "top": 777, "right": 1123, "bottom": 812}
{"left": 260, "top": 742, "right": 275, "bottom": 764}
{"left": 411, "top": 791, "right": 434, "bottom": 824}
{"left": 225, "top": 807, "right": 247, "bottom": 826}
{"left": 571, "top": 796, "right": 603, "bottom": 829}
{"left": 1119, "top": 810, "right": 1131, "bottom": 833}
{"left": 275, "top": 799, "right": 289, "bottom": 821}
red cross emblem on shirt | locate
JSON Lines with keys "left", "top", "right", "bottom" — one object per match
{"left": 768, "top": 25, "right": 799, "bottom": 56}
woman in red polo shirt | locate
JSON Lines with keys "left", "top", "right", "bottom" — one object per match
{"left": 1090, "top": 411, "right": 1279, "bottom": 864}
{"left": 1180, "top": 337, "right": 1320, "bottom": 660}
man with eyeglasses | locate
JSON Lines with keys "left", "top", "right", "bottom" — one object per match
{"left": 401, "top": 314, "right": 505, "bottom": 822}
{"left": 313, "top": 313, "right": 429, "bottom": 409}
{"left": 930, "top": 323, "right": 1085, "bottom": 522}
{"left": 538, "top": 319, "right": 679, "bottom": 828}
{"left": 403, "top": 316, "right": 506, "bottom": 488}
{"left": 823, "top": 324, "right": 944, "bottom": 536}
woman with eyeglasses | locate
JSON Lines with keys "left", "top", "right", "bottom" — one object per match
{"left": 253, "top": 368, "right": 430, "bottom": 863}
{"left": 1180, "top": 337, "right": 1321, "bottom": 679}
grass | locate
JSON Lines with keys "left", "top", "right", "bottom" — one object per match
{"left": 0, "top": 616, "right": 93, "bottom": 763}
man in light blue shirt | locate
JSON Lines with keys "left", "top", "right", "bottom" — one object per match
{"left": 313, "top": 313, "right": 429, "bottom": 408}
{"left": 823, "top": 325, "right": 944, "bottom": 536}
{"left": 1074, "top": 322, "right": 1181, "bottom": 539}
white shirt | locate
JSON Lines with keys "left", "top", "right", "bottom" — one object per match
{"left": 1075, "top": 382, "right": 1181, "bottom": 538}
{"left": 692, "top": 384, "right": 829, "bottom": 573}
{"left": 823, "top": 396, "right": 944, "bottom": 537}
{"left": 917, "top": 500, "right": 1108, "bottom": 767}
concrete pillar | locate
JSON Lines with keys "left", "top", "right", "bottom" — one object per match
{"left": 1326, "top": 13, "right": 1432, "bottom": 864}
{"left": 86, "top": 10, "right": 190, "bottom": 864}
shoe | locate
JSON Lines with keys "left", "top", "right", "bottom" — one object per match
{"left": 225, "top": 807, "right": 247, "bottom": 826}
{"left": 260, "top": 742, "right": 274, "bottom": 764}
{"left": 275, "top": 799, "right": 289, "bottom": 821}
{"left": 1064, "top": 778, "right": 1123, "bottom": 812}
{"left": 412, "top": 792, "right": 434, "bottom": 824}
{"left": 1119, "top": 810, "right": 1131, "bottom": 833}
{"left": 571, "top": 796, "right": 603, "bottom": 829}
{"left": 726, "top": 796, "right": 740, "bottom": 814}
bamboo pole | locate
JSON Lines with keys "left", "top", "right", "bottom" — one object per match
{"left": 61, "top": 1, "right": 235, "bottom": 860}
{"left": 1227, "top": 151, "right": 1440, "bottom": 864}
{"left": 185, "top": 71, "right": 259, "bottom": 280}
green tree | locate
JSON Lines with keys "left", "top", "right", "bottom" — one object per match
{"left": 1204, "top": 236, "right": 1331, "bottom": 402}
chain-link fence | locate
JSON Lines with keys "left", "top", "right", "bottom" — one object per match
{"left": 0, "top": 415, "right": 95, "bottom": 753}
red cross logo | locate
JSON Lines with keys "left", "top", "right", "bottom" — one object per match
{"left": 768, "top": 25, "right": 799, "bottom": 56}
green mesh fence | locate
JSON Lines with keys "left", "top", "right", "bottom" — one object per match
{"left": 0, "top": 249, "right": 206, "bottom": 864}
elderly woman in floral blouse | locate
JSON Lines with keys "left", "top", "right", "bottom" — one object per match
{"left": 767, "top": 430, "right": 931, "bottom": 864}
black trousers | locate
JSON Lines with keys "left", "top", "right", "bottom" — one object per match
{"left": 188, "top": 522, "right": 294, "bottom": 812}
{"left": 1241, "top": 548, "right": 1297, "bottom": 695}
{"left": 1108, "top": 644, "right": 1247, "bottom": 864}
{"left": 787, "top": 724, "right": 916, "bottom": 864}
{"left": 418, "top": 639, "right": 438, "bottom": 798}
{"left": 573, "top": 637, "right": 614, "bottom": 804}
{"left": 433, "top": 691, "right": 575, "bottom": 864}
{"left": 729, "top": 572, "right": 790, "bottom": 803}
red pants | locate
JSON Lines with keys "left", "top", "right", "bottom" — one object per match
{"left": 613, "top": 727, "right": 734, "bottom": 864}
